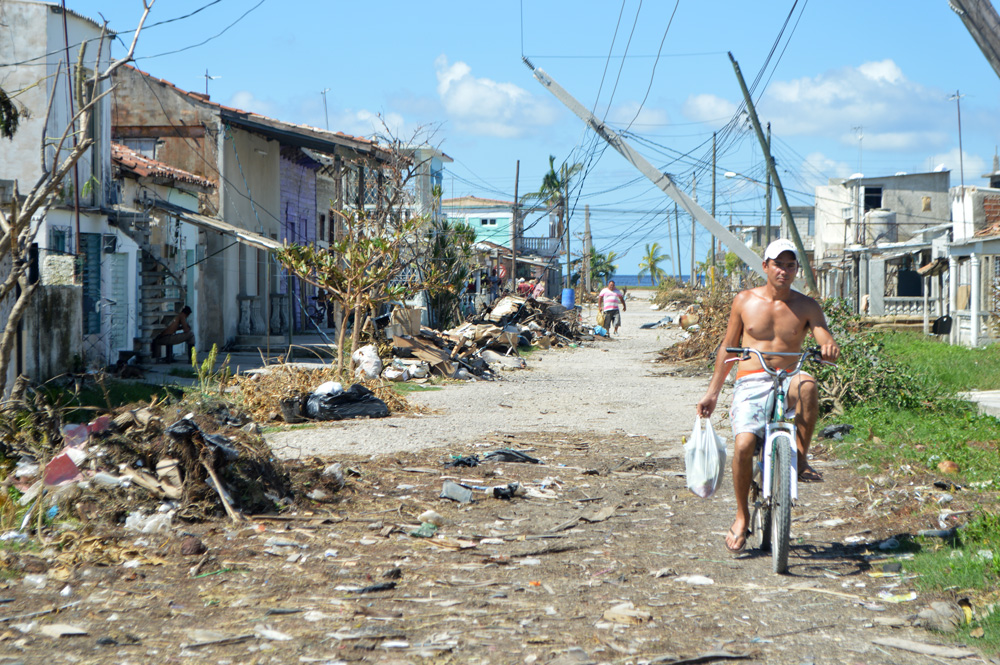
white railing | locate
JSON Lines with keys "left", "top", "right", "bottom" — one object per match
{"left": 520, "top": 237, "right": 561, "bottom": 256}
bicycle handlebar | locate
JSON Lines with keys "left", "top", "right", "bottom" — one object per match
{"left": 724, "top": 346, "right": 823, "bottom": 379}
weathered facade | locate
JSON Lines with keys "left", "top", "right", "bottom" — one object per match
{"left": 111, "top": 66, "right": 391, "bottom": 349}
{"left": 0, "top": 1, "right": 116, "bottom": 388}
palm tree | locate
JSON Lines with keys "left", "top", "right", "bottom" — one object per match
{"left": 637, "top": 242, "right": 669, "bottom": 286}
{"left": 521, "top": 156, "right": 583, "bottom": 278}
{"left": 589, "top": 248, "right": 618, "bottom": 285}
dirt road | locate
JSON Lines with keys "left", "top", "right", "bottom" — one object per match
{"left": 1, "top": 294, "right": 976, "bottom": 664}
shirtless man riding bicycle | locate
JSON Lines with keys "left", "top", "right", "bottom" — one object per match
{"left": 696, "top": 239, "right": 840, "bottom": 554}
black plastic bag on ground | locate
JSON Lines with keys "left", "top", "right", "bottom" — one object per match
{"left": 305, "top": 384, "right": 389, "bottom": 421}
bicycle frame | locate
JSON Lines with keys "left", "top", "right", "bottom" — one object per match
{"left": 726, "top": 346, "right": 821, "bottom": 572}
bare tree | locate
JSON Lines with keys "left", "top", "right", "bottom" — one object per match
{"left": 0, "top": 1, "right": 155, "bottom": 398}
{"left": 276, "top": 123, "right": 475, "bottom": 376}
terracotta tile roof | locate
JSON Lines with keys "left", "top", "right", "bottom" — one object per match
{"left": 112, "top": 142, "right": 216, "bottom": 189}
{"left": 974, "top": 220, "right": 1000, "bottom": 239}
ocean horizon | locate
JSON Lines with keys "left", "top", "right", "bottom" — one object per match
{"left": 604, "top": 274, "right": 690, "bottom": 287}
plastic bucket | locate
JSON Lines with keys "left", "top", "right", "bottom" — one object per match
{"left": 561, "top": 288, "right": 575, "bottom": 309}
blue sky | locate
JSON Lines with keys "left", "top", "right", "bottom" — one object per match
{"left": 89, "top": 0, "right": 1000, "bottom": 275}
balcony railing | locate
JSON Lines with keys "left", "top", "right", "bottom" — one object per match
{"left": 519, "top": 236, "right": 561, "bottom": 256}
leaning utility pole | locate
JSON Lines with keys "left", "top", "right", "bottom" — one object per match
{"left": 765, "top": 122, "right": 773, "bottom": 246}
{"left": 674, "top": 204, "right": 682, "bottom": 282}
{"left": 950, "top": 0, "right": 1000, "bottom": 82}
{"left": 729, "top": 52, "right": 817, "bottom": 294}
{"left": 564, "top": 164, "right": 571, "bottom": 283}
{"left": 583, "top": 205, "right": 592, "bottom": 292}
{"left": 511, "top": 160, "right": 519, "bottom": 286}
{"left": 523, "top": 58, "right": 766, "bottom": 278}
{"left": 711, "top": 132, "right": 717, "bottom": 275}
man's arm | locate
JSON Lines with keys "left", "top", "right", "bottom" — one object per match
{"left": 806, "top": 299, "right": 839, "bottom": 362}
{"left": 696, "top": 292, "right": 747, "bottom": 417}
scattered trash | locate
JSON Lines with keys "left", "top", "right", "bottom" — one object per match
{"left": 489, "top": 482, "right": 523, "bottom": 500}
{"left": 440, "top": 481, "right": 474, "bottom": 504}
{"left": 445, "top": 455, "right": 480, "bottom": 468}
{"left": 38, "top": 623, "right": 88, "bottom": 638}
{"left": 933, "top": 480, "right": 962, "bottom": 491}
{"left": 878, "top": 538, "right": 900, "bottom": 550}
{"left": 639, "top": 315, "right": 672, "bottom": 329}
{"left": 674, "top": 575, "right": 714, "bottom": 585}
{"left": 409, "top": 523, "right": 438, "bottom": 538}
{"left": 878, "top": 591, "right": 917, "bottom": 603}
{"left": 936, "top": 460, "right": 960, "bottom": 474}
{"left": 603, "top": 601, "right": 651, "bottom": 625}
{"left": 347, "top": 582, "right": 397, "bottom": 594}
{"left": 124, "top": 510, "right": 173, "bottom": 534}
{"left": 819, "top": 423, "right": 854, "bottom": 440}
{"left": 254, "top": 625, "right": 293, "bottom": 641}
{"left": 352, "top": 344, "right": 383, "bottom": 380}
{"left": 482, "top": 449, "right": 540, "bottom": 464}
{"left": 305, "top": 384, "right": 389, "bottom": 421}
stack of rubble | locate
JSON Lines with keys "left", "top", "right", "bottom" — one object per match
{"left": 383, "top": 296, "right": 592, "bottom": 380}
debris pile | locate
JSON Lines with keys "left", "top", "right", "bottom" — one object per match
{"left": 2, "top": 396, "right": 295, "bottom": 531}
{"left": 234, "top": 364, "right": 412, "bottom": 423}
{"left": 385, "top": 297, "right": 592, "bottom": 380}
{"left": 657, "top": 288, "right": 732, "bottom": 363}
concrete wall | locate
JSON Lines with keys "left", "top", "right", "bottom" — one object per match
{"left": 112, "top": 66, "right": 221, "bottom": 212}
{"left": 443, "top": 208, "right": 512, "bottom": 247}
{"left": 952, "top": 186, "right": 1000, "bottom": 242}
{"left": 0, "top": 1, "right": 111, "bottom": 205}
{"left": 280, "top": 150, "right": 318, "bottom": 330}
{"left": 26, "top": 284, "right": 82, "bottom": 380}
{"left": 815, "top": 172, "right": 950, "bottom": 261}
{"left": 215, "top": 128, "right": 279, "bottom": 343}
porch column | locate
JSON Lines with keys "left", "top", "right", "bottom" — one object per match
{"left": 923, "top": 276, "right": 930, "bottom": 336}
{"left": 948, "top": 255, "right": 958, "bottom": 345}
{"left": 971, "top": 253, "right": 981, "bottom": 347}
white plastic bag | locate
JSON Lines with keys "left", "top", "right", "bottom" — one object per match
{"left": 684, "top": 417, "right": 727, "bottom": 498}
{"left": 352, "top": 344, "right": 383, "bottom": 380}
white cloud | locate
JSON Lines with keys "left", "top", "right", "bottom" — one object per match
{"left": 921, "top": 148, "right": 986, "bottom": 180}
{"left": 227, "top": 90, "right": 279, "bottom": 118}
{"left": 434, "top": 55, "right": 559, "bottom": 138}
{"left": 682, "top": 60, "right": 953, "bottom": 154}
{"left": 605, "top": 101, "right": 669, "bottom": 127}
{"left": 759, "top": 60, "right": 949, "bottom": 151}
{"left": 799, "top": 151, "right": 852, "bottom": 189}
{"left": 682, "top": 93, "right": 738, "bottom": 123}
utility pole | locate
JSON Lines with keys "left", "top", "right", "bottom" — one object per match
{"left": 765, "top": 122, "right": 773, "bottom": 246}
{"left": 563, "top": 164, "right": 571, "bottom": 284}
{"left": 951, "top": 91, "right": 966, "bottom": 190}
{"left": 524, "top": 59, "right": 765, "bottom": 277}
{"left": 711, "top": 132, "right": 717, "bottom": 276}
{"left": 674, "top": 204, "right": 682, "bottom": 282}
{"left": 729, "top": 52, "right": 817, "bottom": 293}
{"left": 689, "top": 174, "right": 696, "bottom": 286}
{"left": 584, "top": 205, "right": 592, "bottom": 292}
{"left": 511, "top": 160, "right": 520, "bottom": 287}
{"left": 320, "top": 88, "right": 331, "bottom": 130}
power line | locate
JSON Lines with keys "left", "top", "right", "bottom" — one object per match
{"left": 136, "top": 0, "right": 267, "bottom": 61}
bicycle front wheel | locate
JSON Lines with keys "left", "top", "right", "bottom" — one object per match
{"left": 750, "top": 448, "right": 770, "bottom": 551}
{"left": 770, "top": 433, "right": 793, "bottom": 574}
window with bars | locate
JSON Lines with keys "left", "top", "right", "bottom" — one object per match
{"left": 80, "top": 233, "right": 102, "bottom": 335}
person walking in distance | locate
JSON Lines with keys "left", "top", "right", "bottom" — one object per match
{"left": 598, "top": 279, "right": 626, "bottom": 335}
{"left": 696, "top": 239, "right": 839, "bottom": 554}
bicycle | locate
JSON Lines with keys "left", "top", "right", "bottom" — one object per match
{"left": 725, "top": 346, "right": 827, "bottom": 574}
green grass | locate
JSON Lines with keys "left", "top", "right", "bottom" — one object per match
{"left": 832, "top": 400, "right": 1000, "bottom": 483}
{"left": 168, "top": 367, "right": 198, "bottom": 379}
{"left": 40, "top": 380, "right": 182, "bottom": 423}
{"left": 898, "top": 513, "right": 1000, "bottom": 651}
{"left": 391, "top": 382, "right": 442, "bottom": 395}
{"left": 824, "top": 331, "right": 1000, "bottom": 652}
{"left": 881, "top": 331, "right": 1000, "bottom": 392}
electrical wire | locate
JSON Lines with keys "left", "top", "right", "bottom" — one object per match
{"left": 136, "top": 0, "right": 267, "bottom": 61}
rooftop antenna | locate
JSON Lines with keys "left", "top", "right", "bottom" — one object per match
{"left": 204, "top": 69, "right": 220, "bottom": 97}
{"left": 320, "top": 88, "right": 331, "bottom": 130}
{"left": 852, "top": 126, "right": 863, "bottom": 173}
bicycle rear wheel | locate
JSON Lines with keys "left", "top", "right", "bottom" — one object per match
{"left": 770, "top": 433, "right": 793, "bottom": 574}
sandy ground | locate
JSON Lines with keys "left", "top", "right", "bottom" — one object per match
{"left": 267, "top": 292, "right": 708, "bottom": 460}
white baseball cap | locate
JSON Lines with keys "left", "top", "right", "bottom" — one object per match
{"left": 763, "top": 238, "right": 798, "bottom": 262}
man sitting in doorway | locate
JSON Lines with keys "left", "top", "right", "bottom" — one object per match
{"left": 152, "top": 305, "right": 194, "bottom": 364}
